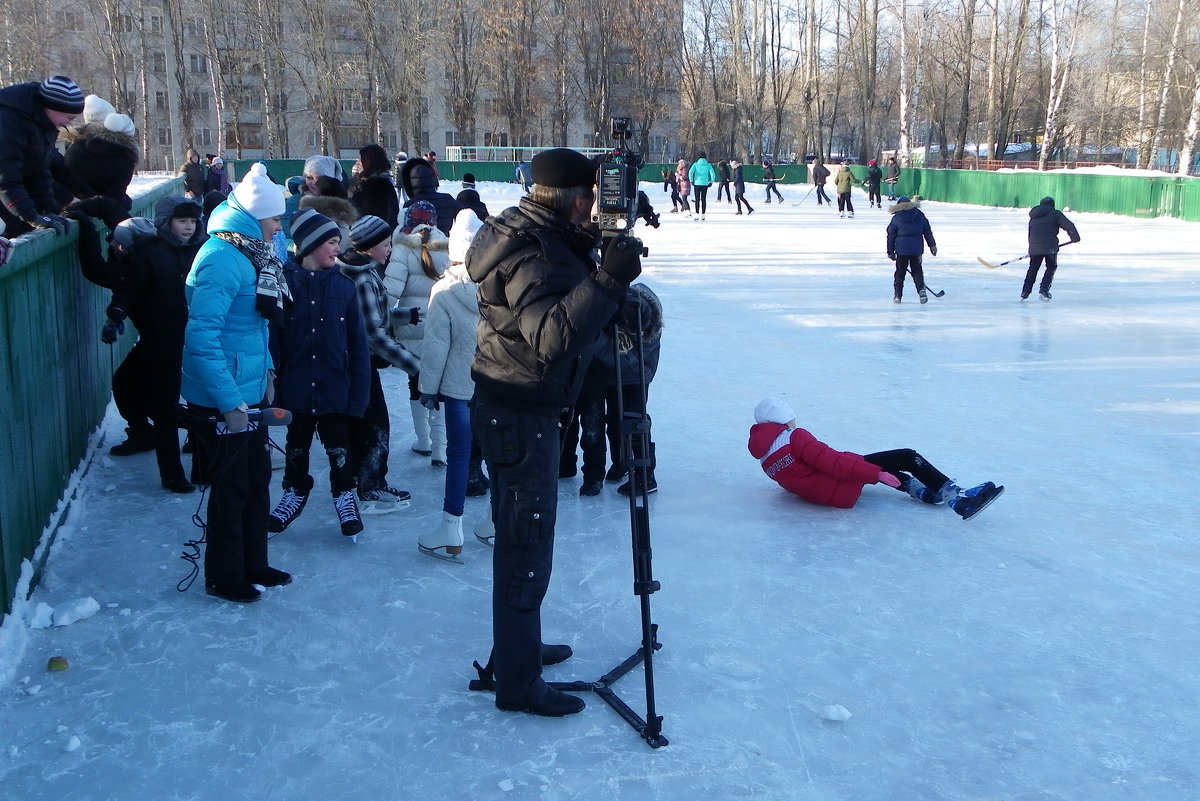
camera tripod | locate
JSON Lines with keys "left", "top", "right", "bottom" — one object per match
{"left": 469, "top": 290, "right": 668, "bottom": 749}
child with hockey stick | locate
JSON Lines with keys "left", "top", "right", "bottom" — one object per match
{"left": 748, "top": 398, "right": 1003, "bottom": 520}
{"left": 338, "top": 215, "right": 421, "bottom": 514}
{"left": 267, "top": 208, "right": 371, "bottom": 538}
{"left": 886, "top": 196, "right": 937, "bottom": 304}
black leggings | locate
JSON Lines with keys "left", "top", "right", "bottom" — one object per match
{"left": 863, "top": 448, "right": 949, "bottom": 492}
{"left": 693, "top": 185, "right": 709, "bottom": 215}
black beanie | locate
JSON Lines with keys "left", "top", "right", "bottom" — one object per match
{"left": 531, "top": 148, "right": 595, "bottom": 189}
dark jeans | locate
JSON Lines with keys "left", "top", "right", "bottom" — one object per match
{"left": 188, "top": 402, "right": 271, "bottom": 586}
{"left": 815, "top": 185, "right": 831, "bottom": 204}
{"left": 473, "top": 396, "right": 561, "bottom": 705}
{"left": 837, "top": 192, "right": 855, "bottom": 213}
{"left": 717, "top": 180, "right": 731, "bottom": 202}
{"left": 693, "top": 185, "right": 710, "bottom": 215}
{"left": 351, "top": 368, "right": 391, "bottom": 491}
{"left": 735, "top": 191, "right": 754, "bottom": 214}
{"left": 1022, "top": 254, "right": 1058, "bottom": 296}
{"left": 893, "top": 255, "right": 926, "bottom": 298}
{"left": 442, "top": 397, "right": 471, "bottom": 516}
{"left": 283, "top": 412, "right": 356, "bottom": 496}
{"left": 868, "top": 185, "right": 881, "bottom": 205}
{"left": 765, "top": 181, "right": 784, "bottom": 202}
{"left": 863, "top": 448, "right": 949, "bottom": 492}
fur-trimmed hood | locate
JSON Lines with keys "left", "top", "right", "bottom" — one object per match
{"left": 888, "top": 198, "right": 921, "bottom": 214}
{"left": 298, "top": 194, "right": 358, "bottom": 229}
{"left": 391, "top": 223, "right": 449, "bottom": 253}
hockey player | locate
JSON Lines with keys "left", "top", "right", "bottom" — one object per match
{"left": 748, "top": 398, "right": 1003, "bottom": 520}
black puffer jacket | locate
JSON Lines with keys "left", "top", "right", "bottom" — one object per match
{"left": 1027, "top": 198, "right": 1080, "bottom": 256}
{"left": 64, "top": 125, "right": 139, "bottom": 210}
{"left": 0, "top": 82, "right": 62, "bottom": 230}
{"left": 467, "top": 198, "right": 625, "bottom": 415}
{"left": 349, "top": 172, "right": 400, "bottom": 228}
{"left": 399, "top": 157, "right": 461, "bottom": 235}
{"left": 109, "top": 197, "right": 206, "bottom": 342}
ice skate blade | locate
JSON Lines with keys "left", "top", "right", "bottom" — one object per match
{"left": 960, "top": 485, "right": 1005, "bottom": 520}
{"left": 359, "top": 499, "right": 411, "bottom": 515}
{"left": 418, "top": 544, "right": 465, "bottom": 564}
{"left": 475, "top": 533, "right": 495, "bottom": 548}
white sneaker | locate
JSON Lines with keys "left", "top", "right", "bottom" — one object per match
{"left": 419, "top": 512, "right": 464, "bottom": 562}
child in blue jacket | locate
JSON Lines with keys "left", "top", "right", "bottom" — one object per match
{"left": 267, "top": 208, "right": 371, "bottom": 538}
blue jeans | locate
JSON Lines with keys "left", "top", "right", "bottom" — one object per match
{"left": 442, "top": 397, "right": 472, "bottom": 516}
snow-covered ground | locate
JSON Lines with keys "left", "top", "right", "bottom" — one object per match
{"left": 2, "top": 179, "right": 1198, "bottom": 800}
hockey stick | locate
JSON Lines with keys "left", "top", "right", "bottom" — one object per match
{"left": 908, "top": 265, "right": 945, "bottom": 297}
{"left": 977, "top": 240, "right": 1073, "bottom": 269}
{"left": 790, "top": 186, "right": 816, "bottom": 206}
{"left": 176, "top": 405, "right": 294, "bottom": 426}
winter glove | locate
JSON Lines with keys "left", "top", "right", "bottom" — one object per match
{"left": 100, "top": 319, "right": 125, "bottom": 344}
{"left": 929, "top": 245, "right": 937, "bottom": 256}
{"left": 33, "top": 214, "right": 71, "bottom": 236}
{"left": 105, "top": 304, "right": 126, "bottom": 323}
{"left": 878, "top": 471, "right": 902, "bottom": 488}
{"left": 419, "top": 392, "right": 440, "bottom": 411}
{"left": 600, "top": 235, "right": 643, "bottom": 285}
{"left": 887, "top": 252, "right": 896, "bottom": 261}
{"left": 66, "top": 197, "right": 129, "bottom": 230}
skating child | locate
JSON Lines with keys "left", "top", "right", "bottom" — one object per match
{"left": 886, "top": 196, "right": 937, "bottom": 304}
{"left": 416, "top": 209, "right": 485, "bottom": 560}
{"left": 864, "top": 160, "right": 883, "bottom": 208}
{"left": 747, "top": 398, "right": 1003, "bottom": 520}
{"left": 1022, "top": 196, "right": 1080, "bottom": 302}
{"left": 267, "top": 208, "right": 371, "bottom": 537}
{"left": 338, "top": 215, "right": 421, "bottom": 513}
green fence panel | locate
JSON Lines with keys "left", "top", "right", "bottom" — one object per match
{"left": 0, "top": 179, "right": 183, "bottom": 615}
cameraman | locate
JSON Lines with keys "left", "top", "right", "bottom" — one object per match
{"left": 467, "top": 148, "right": 642, "bottom": 717}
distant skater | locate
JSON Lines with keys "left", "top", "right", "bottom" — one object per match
{"left": 1022, "top": 196, "right": 1080, "bottom": 302}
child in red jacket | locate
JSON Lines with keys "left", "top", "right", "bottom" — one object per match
{"left": 747, "top": 398, "right": 1003, "bottom": 520}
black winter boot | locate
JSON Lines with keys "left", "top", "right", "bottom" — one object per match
{"left": 110, "top": 425, "right": 155, "bottom": 456}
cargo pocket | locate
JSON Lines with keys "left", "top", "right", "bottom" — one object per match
{"left": 477, "top": 410, "right": 521, "bottom": 466}
{"left": 507, "top": 562, "right": 551, "bottom": 611}
{"left": 512, "top": 488, "right": 556, "bottom": 547}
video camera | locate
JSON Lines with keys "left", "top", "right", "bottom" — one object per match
{"left": 593, "top": 116, "right": 660, "bottom": 238}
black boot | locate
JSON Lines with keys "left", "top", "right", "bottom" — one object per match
{"left": 465, "top": 459, "right": 490, "bottom": 497}
{"left": 205, "top": 579, "right": 261, "bottom": 603}
{"left": 110, "top": 425, "right": 155, "bottom": 456}
{"left": 617, "top": 443, "right": 657, "bottom": 495}
{"left": 496, "top": 683, "right": 585, "bottom": 717}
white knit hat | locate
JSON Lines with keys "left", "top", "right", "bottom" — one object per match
{"left": 448, "top": 209, "right": 483, "bottom": 264}
{"left": 754, "top": 397, "right": 795, "bottom": 425}
{"left": 230, "top": 162, "right": 285, "bottom": 220}
{"left": 83, "top": 94, "right": 115, "bottom": 124}
{"left": 103, "top": 113, "right": 135, "bottom": 136}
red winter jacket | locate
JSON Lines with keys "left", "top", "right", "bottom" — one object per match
{"left": 747, "top": 423, "right": 884, "bottom": 509}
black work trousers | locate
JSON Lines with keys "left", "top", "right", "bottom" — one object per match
{"left": 1022, "top": 254, "right": 1058, "bottom": 296}
{"left": 473, "top": 396, "right": 562, "bottom": 706}
{"left": 893, "top": 255, "right": 926, "bottom": 298}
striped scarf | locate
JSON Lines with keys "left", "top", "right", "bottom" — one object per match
{"left": 213, "top": 230, "right": 291, "bottom": 321}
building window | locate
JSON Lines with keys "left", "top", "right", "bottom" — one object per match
{"left": 193, "top": 129, "right": 213, "bottom": 147}
{"left": 106, "top": 14, "right": 134, "bottom": 33}
{"left": 60, "top": 10, "right": 83, "bottom": 30}
{"left": 155, "top": 91, "right": 168, "bottom": 110}
{"left": 158, "top": 127, "right": 173, "bottom": 146}
{"left": 306, "top": 129, "right": 322, "bottom": 149}
{"left": 484, "top": 131, "right": 508, "bottom": 148}
{"left": 226, "top": 124, "right": 262, "bottom": 149}
{"left": 150, "top": 14, "right": 162, "bottom": 33}
{"left": 152, "top": 52, "right": 166, "bottom": 73}
{"left": 63, "top": 50, "right": 87, "bottom": 75}
{"left": 185, "top": 19, "right": 200, "bottom": 38}
{"left": 276, "top": 92, "right": 288, "bottom": 111}
{"left": 445, "top": 130, "right": 464, "bottom": 147}
{"left": 189, "top": 53, "right": 208, "bottom": 74}
{"left": 516, "top": 134, "right": 538, "bottom": 148}
{"left": 381, "top": 132, "right": 399, "bottom": 150}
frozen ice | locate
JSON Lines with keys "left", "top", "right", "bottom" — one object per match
{"left": 1, "top": 177, "right": 1198, "bottom": 801}
{"left": 820, "top": 704, "right": 852, "bottom": 721}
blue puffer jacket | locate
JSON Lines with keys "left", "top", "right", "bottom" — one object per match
{"left": 272, "top": 258, "right": 370, "bottom": 418}
{"left": 886, "top": 200, "right": 936, "bottom": 256}
{"left": 182, "top": 200, "right": 273, "bottom": 413}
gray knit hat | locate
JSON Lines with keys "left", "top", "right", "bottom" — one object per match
{"left": 37, "top": 76, "right": 85, "bottom": 114}
{"left": 349, "top": 215, "right": 392, "bottom": 252}
{"left": 290, "top": 207, "right": 341, "bottom": 259}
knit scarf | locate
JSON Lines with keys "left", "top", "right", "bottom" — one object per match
{"left": 213, "top": 230, "right": 291, "bottom": 320}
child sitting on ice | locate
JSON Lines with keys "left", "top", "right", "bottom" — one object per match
{"left": 747, "top": 398, "right": 1003, "bottom": 520}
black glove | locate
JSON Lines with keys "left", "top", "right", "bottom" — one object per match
{"left": 887, "top": 252, "right": 896, "bottom": 261}
{"left": 101, "top": 319, "right": 125, "bottom": 344}
{"left": 33, "top": 214, "right": 71, "bottom": 236}
{"left": 105, "top": 305, "right": 126, "bottom": 323}
{"left": 929, "top": 245, "right": 937, "bottom": 256}
{"left": 67, "top": 197, "right": 129, "bottom": 231}
{"left": 419, "top": 392, "right": 440, "bottom": 411}
{"left": 600, "top": 235, "right": 643, "bottom": 285}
